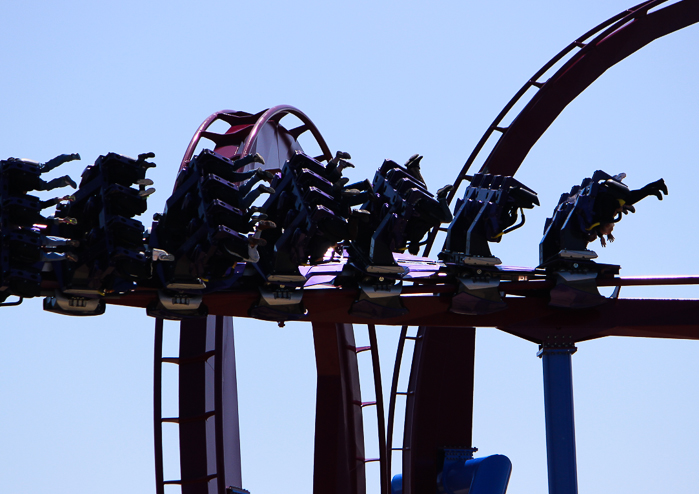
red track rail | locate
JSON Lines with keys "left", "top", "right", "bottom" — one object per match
{"left": 423, "top": 0, "right": 699, "bottom": 256}
{"left": 151, "top": 4, "right": 699, "bottom": 493}
{"left": 108, "top": 274, "right": 699, "bottom": 344}
{"left": 178, "top": 105, "right": 332, "bottom": 179}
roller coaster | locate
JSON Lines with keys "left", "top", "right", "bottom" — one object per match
{"left": 2, "top": 1, "right": 699, "bottom": 493}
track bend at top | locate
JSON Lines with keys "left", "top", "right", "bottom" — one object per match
{"left": 424, "top": 0, "right": 699, "bottom": 256}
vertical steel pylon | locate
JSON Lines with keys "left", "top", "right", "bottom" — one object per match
{"left": 154, "top": 316, "right": 242, "bottom": 494}
{"left": 539, "top": 341, "right": 578, "bottom": 494}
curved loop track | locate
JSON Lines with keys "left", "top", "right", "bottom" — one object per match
{"left": 423, "top": 0, "right": 699, "bottom": 256}
{"left": 153, "top": 3, "right": 699, "bottom": 492}
{"left": 178, "top": 105, "right": 333, "bottom": 180}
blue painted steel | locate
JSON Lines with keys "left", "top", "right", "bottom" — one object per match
{"left": 539, "top": 345, "right": 578, "bottom": 494}
{"left": 438, "top": 449, "right": 512, "bottom": 494}
{"left": 392, "top": 451, "right": 512, "bottom": 494}
{"left": 225, "top": 487, "right": 249, "bottom": 494}
{"left": 390, "top": 474, "right": 403, "bottom": 494}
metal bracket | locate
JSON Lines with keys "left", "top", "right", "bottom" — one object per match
{"left": 158, "top": 290, "right": 203, "bottom": 311}
{"left": 549, "top": 269, "right": 607, "bottom": 309}
{"left": 43, "top": 290, "right": 106, "bottom": 316}
{"left": 358, "top": 280, "right": 403, "bottom": 299}
{"left": 350, "top": 280, "right": 407, "bottom": 319}
{"left": 450, "top": 276, "right": 507, "bottom": 315}
{"left": 258, "top": 286, "right": 303, "bottom": 306}
{"left": 145, "top": 290, "right": 208, "bottom": 320}
{"left": 537, "top": 336, "right": 577, "bottom": 357}
{"left": 249, "top": 286, "right": 307, "bottom": 322}
{"left": 558, "top": 249, "right": 597, "bottom": 260}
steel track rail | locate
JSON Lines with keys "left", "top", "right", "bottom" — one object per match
{"left": 423, "top": 0, "right": 699, "bottom": 256}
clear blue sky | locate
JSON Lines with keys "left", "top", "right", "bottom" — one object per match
{"left": 1, "top": 1, "right": 698, "bottom": 493}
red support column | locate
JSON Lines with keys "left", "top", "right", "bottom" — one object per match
{"left": 168, "top": 316, "right": 242, "bottom": 494}
{"left": 312, "top": 322, "right": 366, "bottom": 494}
{"left": 402, "top": 326, "right": 476, "bottom": 494}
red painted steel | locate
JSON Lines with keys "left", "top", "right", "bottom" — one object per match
{"left": 153, "top": 318, "right": 166, "bottom": 494}
{"left": 215, "top": 316, "right": 243, "bottom": 492}
{"left": 179, "top": 110, "right": 238, "bottom": 172}
{"left": 482, "top": 0, "right": 699, "bottom": 177}
{"left": 146, "top": 4, "right": 699, "bottom": 493}
{"left": 177, "top": 317, "right": 213, "bottom": 494}
{"left": 238, "top": 105, "right": 333, "bottom": 165}
{"left": 366, "top": 325, "right": 390, "bottom": 494}
{"left": 312, "top": 323, "right": 366, "bottom": 494}
{"left": 385, "top": 325, "right": 409, "bottom": 482}
{"left": 155, "top": 316, "right": 242, "bottom": 494}
{"left": 167, "top": 102, "right": 348, "bottom": 494}
{"left": 401, "top": 327, "right": 476, "bottom": 494}
{"left": 112, "top": 283, "right": 699, "bottom": 342}
{"left": 423, "top": 0, "right": 699, "bottom": 256}
{"left": 177, "top": 105, "right": 333, "bottom": 181}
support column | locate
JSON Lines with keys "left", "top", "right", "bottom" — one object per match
{"left": 402, "top": 327, "right": 476, "bottom": 494}
{"left": 311, "top": 322, "right": 366, "bottom": 494}
{"left": 538, "top": 342, "right": 578, "bottom": 494}
{"left": 176, "top": 316, "right": 242, "bottom": 494}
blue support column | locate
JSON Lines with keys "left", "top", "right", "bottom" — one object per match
{"left": 538, "top": 342, "right": 578, "bottom": 494}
